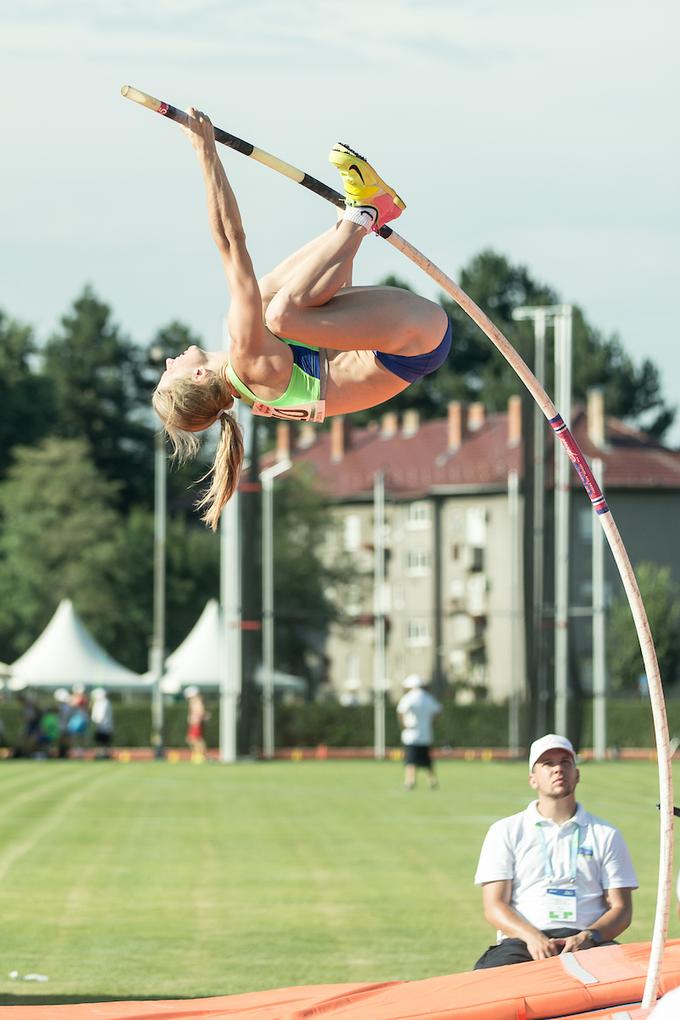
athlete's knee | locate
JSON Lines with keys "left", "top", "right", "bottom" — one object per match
{"left": 264, "top": 287, "right": 300, "bottom": 336}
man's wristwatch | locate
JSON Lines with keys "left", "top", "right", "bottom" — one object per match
{"left": 582, "top": 929, "right": 603, "bottom": 946}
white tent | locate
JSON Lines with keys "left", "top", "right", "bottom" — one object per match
{"left": 161, "top": 599, "right": 305, "bottom": 695}
{"left": 8, "top": 599, "right": 150, "bottom": 691}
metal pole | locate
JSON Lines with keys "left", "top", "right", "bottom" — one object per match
{"left": 261, "top": 459, "right": 291, "bottom": 760}
{"left": 592, "top": 458, "right": 607, "bottom": 760}
{"left": 150, "top": 428, "right": 166, "bottom": 757}
{"left": 220, "top": 452, "right": 240, "bottom": 764}
{"left": 508, "top": 469, "right": 520, "bottom": 755}
{"left": 554, "top": 306, "right": 572, "bottom": 735}
{"left": 262, "top": 474, "right": 274, "bottom": 761}
{"left": 373, "top": 471, "right": 386, "bottom": 761}
{"left": 533, "top": 313, "right": 547, "bottom": 732}
{"left": 219, "top": 315, "right": 241, "bottom": 765}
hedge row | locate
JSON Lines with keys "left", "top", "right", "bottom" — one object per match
{"left": 1, "top": 697, "right": 675, "bottom": 751}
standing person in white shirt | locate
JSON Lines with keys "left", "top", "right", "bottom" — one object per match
{"left": 90, "top": 688, "right": 114, "bottom": 759}
{"left": 396, "top": 674, "right": 442, "bottom": 790}
{"left": 473, "top": 734, "right": 637, "bottom": 969}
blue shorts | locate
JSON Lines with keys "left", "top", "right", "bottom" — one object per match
{"left": 375, "top": 318, "right": 452, "bottom": 383}
{"left": 289, "top": 341, "right": 320, "bottom": 379}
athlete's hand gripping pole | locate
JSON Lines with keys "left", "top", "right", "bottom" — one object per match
{"left": 122, "top": 84, "right": 672, "bottom": 1009}
{"left": 120, "top": 85, "right": 347, "bottom": 213}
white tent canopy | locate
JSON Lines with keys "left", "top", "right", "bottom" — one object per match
{"left": 160, "top": 599, "right": 305, "bottom": 695}
{"left": 9, "top": 599, "right": 149, "bottom": 691}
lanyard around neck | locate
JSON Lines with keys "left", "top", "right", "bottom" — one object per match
{"left": 535, "top": 821, "right": 581, "bottom": 881}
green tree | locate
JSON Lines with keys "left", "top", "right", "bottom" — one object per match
{"left": 0, "top": 438, "right": 124, "bottom": 662}
{"left": 43, "top": 286, "right": 154, "bottom": 510}
{"left": 103, "top": 508, "right": 220, "bottom": 672}
{"left": 0, "top": 311, "right": 54, "bottom": 478}
{"left": 608, "top": 563, "right": 680, "bottom": 692}
{"left": 144, "top": 320, "right": 209, "bottom": 514}
{"left": 366, "top": 251, "right": 675, "bottom": 437}
{"left": 0, "top": 439, "right": 221, "bottom": 671}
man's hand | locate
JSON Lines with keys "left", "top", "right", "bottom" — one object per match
{"left": 561, "top": 930, "right": 593, "bottom": 954}
{"left": 182, "top": 107, "right": 217, "bottom": 157}
{"left": 525, "top": 932, "right": 563, "bottom": 961}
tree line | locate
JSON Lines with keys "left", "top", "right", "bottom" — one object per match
{"left": 0, "top": 251, "right": 675, "bottom": 691}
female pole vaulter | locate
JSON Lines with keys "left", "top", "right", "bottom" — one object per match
{"left": 152, "top": 107, "right": 450, "bottom": 530}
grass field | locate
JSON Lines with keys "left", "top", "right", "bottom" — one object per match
{"left": 0, "top": 758, "right": 678, "bottom": 1006}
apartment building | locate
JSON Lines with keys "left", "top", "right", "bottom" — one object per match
{"left": 272, "top": 398, "right": 525, "bottom": 704}
{"left": 267, "top": 392, "right": 680, "bottom": 707}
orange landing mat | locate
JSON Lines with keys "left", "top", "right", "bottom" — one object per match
{"left": 6, "top": 941, "right": 680, "bottom": 1020}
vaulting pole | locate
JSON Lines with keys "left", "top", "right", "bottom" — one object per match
{"left": 122, "top": 86, "right": 672, "bottom": 1005}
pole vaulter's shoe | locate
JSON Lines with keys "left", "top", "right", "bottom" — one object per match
{"left": 329, "top": 142, "right": 406, "bottom": 229}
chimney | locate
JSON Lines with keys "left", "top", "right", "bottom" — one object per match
{"left": 448, "top": 401, "right": 463, "bottom": 451}
{"left": 467, "top": 402, "right": 485, "bottom": 431}
{"left": 381, "top": 411, "right": 398, "bottom": 438}
{"left": 331, "top": 416, "right": 348, "bottom": 462}
{"left": 402, "top": 409, "right": 420, "bottom": 438}
{"left": 276, "top": 422, "right": 290, "bottom": 461}
{"left": 507, "top": 395, "right": 522, "bottom": 447}
{"left": 587, "top": 388, "right": 606, "bottom": 448}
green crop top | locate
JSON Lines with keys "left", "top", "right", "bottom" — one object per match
{"left": 227, "top": 337, "right": 327, "bottom": 423}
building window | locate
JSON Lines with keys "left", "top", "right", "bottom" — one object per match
{"left": 466, "top": 507, "right": 487, "bottom": 546}
{"left": 406, "top": 619, "right": 431, "bottom": 646}
{"left": 406, "top": 548, "right": 430, "bottom": 575}
{"left": 467, "top": 574, "right": 487, "bottom": 616}
{"left": 579, "top": 507, "right": 594, "bottom": 544}
{"left": 469, "top": 546, "right": 485, "bottom": 572}
{"left": 449, "top": 509, "right": 464, "bottom": 533}
{"left": 344, "top": 513, "right": 362, "bottom": 552}
{"left": 406, "top": 501, "right": 430, "bottom": 529}
{"left": 345, "top": 584, "right": 362, "bottom": 616}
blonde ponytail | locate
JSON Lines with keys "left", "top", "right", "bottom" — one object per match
{"left": 196, "top": 413, "right": 245, "bottom": 530}
{"left": 152, "top": 371, "right": 244, "bottom": 531}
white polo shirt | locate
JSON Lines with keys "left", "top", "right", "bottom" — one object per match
{"left": 474, "top": 802, "right": 638, "bottom": 936}
{"left": 396, "top": 688, "right": 441, "bottom": 745}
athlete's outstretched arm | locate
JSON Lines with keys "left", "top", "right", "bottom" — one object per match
{"left": 183, "top": 108, "right": 266, "bottom": 353}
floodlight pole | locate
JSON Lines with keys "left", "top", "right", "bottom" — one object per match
{"left": 219, "top": 319, "right": 242, "bottom": 764}
{"left": 508, "top": 469, "right": 521, "bottom": 755}
{"left": 261, "top": 458, "right": 292, "bottom": 760}
{"left": 512, "top": 305, "right": 572, "bottom": 736}
{"left": 554, "top": 306, "right": 573, "bottom": 735}
{"left": 592, "top": 458, "right": 607, "bottom": 759}
{"left": 148, "top": 344, "right": 168, "bottom": 760}
{"left": 373, "top": 471, "right": 387, "bottom": 761}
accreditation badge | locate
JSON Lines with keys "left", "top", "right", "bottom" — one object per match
{"left": 544, "top": 886, "right": 577, "bottom": 926}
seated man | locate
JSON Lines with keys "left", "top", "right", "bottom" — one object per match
{"left": 473, "top": 734, "right": 637, "bottom": 969}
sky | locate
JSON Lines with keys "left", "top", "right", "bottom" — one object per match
{"left": 2, "top": 0, "right": 679, "bottom": 441}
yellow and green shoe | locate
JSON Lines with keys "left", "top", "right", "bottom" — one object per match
{"left": 329, "top": 142, "right": 406, "bottom": 229}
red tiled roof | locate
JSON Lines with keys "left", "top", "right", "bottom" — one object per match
{"left": 268, "top": 406, "right": 680, "bottom": 501}
{"left": 566, "top": 407, "right": 680, "bottom": 489}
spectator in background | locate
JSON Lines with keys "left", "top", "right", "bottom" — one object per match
{"left": 17, "top": 689, "right": 42, "bottom": 757}
{"left": 54, "top": 688, "right": 72, "bottom": 758}
{"left": 90, "top": 688, "right": 114, "bottom": 759}
{"left": 67, "top": 684, "right": 89, "bottom": 757}
{"left": 396, "top": 674, "right": 442, "bottom": 790}
{"left": 184, "top": 686, "right": 209, "bottom": 759}
{"left": 38, "top": 702, "right": 60, "bottom": 757}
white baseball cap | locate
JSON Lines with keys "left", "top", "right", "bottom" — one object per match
{"left": 529, "top": 734, "right": 575, "bottom": 771}
{"left": 184, "top": 685, "right": 200, "bottom": 698}
{"left": 403, "top": 674, "right": 425, "bottom": 689}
